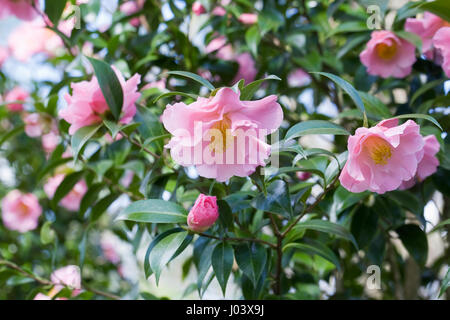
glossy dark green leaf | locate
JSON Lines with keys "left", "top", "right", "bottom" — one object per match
{"left": 285, "top": 120, "right": 349, "bottom": 141}
{"left": 234, "top": 243, "right": 267, "bottom": 286}
{"left": 396, "top": 224, "right": 428, "bottom": 266}
{"left": 116, "top": 199, "right": 187, "bottom": 223}
{"left": 87, "top": 57, "right": 124, "bottom": 120}
{"left": 71, "top": 124, "right": 102, "bottom": 161}
{"left": 52, "top": 171, "right": 84, "bottom": 208}
{"left": 211, "top": 242, "right": 234, "bottom": 295}
{"left": 166, "top": 71, "right": 215, "bottom": 91}
{"left": 351, "top": 206, "right": 378, "bottom": 248}
{"left": 45, "top": 0, "right": 67, "bottom": 26}
{"left": 420, "top": 0, "right": 450, "bottom": 22}
{"left": 284, "top": 239, "right": 341, "bottom": 270}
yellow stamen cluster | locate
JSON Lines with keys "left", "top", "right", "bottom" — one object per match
{"left": 365, "top": 136, "right": 392, "bottom": 165}
{"left": 375, "top": 42, "right": 397, "bottom": 60}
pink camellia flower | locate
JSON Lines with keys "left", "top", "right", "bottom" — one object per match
{"left": 8, "top": 20, "right": 64, "bottom": 62}
{"left": 120, "top": 1, "right": 142, "bottom": 27}
{"left": 1, "top": 190, "right": 42, "bottom": 233}
{"left": 60, "top": 68, "right": 141, "bottom": 135}
{"left": 33, "top": 293, "right": 67, "bottom": 300}
{"left": 212, "top": 6, "right": 226, "bottom": 16}
{"left": 161, "top": 87, "right": 283, "bottom": 182}
{"left": 287, "top": 68, "right": 311, "bottom": 87}
{"left": 44, "top": 174, "right": 88, "bottom": 211}
{"left": 42, "top": 130, "right": 60, "bottom": 154}
{"left": 142, "top": 79, "right": 166, "bottom": 91}
{"left": 405, "top": 13, "right": 449, "bottom": 59}
{"left": 296, "top": 171, "right": 311, "bottom": 181}
{"left": 400, "top": 134, "right": 440, "bottom": 189}
{"left": 339, "top": 118, "right": 425, "bottom": 194}
{"left": 192, "top": 1, "right": 206, "bottom": 15}
{"left": 100, "top": 234, "right": 121, "bottom": 264}
{"left": 187, "top": 194, "right": 219, "bottom": 232}
{"left": 238, "top": 13, "right": 258, "bottom": 25}
{"left": 0, "top": 0, "right": 38, "bottom": 21}
{"left": 23, "top": 113, "right": 43, "bottom": 137}
{"left": 360, "top": 30, "right": 416, "bottom": 78}
{"left": 49, "top": 265, "right": 82, "bottom": 297}
{"left": 433, "top": 27, "right": 450, "bottom": 77}
{"left": 4, "top": 86, "right": 28, "bottom": 112}
{"left": 205, "top": 35, "right": 228, "bottom": 54}
{"left": 0, "top": 47, "right": 8, "bottom": 67}
{"left": 232, "top": 52, "right": 257, "bottom": 84}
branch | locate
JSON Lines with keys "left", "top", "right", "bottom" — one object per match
{"left": 120, "top": 130, "right": 160, "bottom": 159}
{"left": 0, "top": 259, "right": 120, "bottom": 300}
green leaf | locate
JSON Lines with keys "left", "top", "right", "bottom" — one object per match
{"left": 144, "top": 228, "right": 184, "bottom": 278}
{"left": 149, "top": 230, "right": 188, "bottom": 284}
{"left": 166, "top": 71, "right": 215, "bottom": 91}
{"left": 116, "top": 199, "right": 188, "bottom": 223}
{"left": 52, "top": 171, "right": 84, "bottom": 208}
{"left": 430, "top": 218, "right": 450, "bottom": 233}
{"left": 284, "top": 239, "right": 341, "bottom": 270}
{"left": 79, "top": 184, "right": 103, "bottom": 218}
{"left": 420, "top": 0, "right": 450, "bottom": 22}
{"left": 211, "top": 242, "right": 234, "bottom": 295}
{"left": 330, "top": 185, "right": 370, "bottom": 216}
{"left": 217, "top": 200, "right": 234, "bottom": 231}
{"left": 103, "top": 120, "right": 121, "bottom": 140}
{"left": 410, "top": 79, "right": 445, "bottom": 105}
{"left": 71, "top": 124, "right": 102, "bottom": 161}
{"left": 439, "top": 268, "right": 450, "bottom": 297}
{"left": 90, "top": 193, "right": 118, "bottom": 223}
{"left": 389, "top": 113, "right": 442, "bottom": 131}
{"left": 87, "top": 57, "right": 124, "bottom": 120}
{"left": 312, "top": 72, "right": 366, "bottom": 116}
{"left": 153, "top": 91, "right": 198, "bottom": 103}
{"left": 358, "top": 91, "right": 392, "bottom": 119}
{"left": 245, "top": 25, "right": 260, "bottom": 57}
{"left": 240, "top": 75, "right": 281, "bottom": 100}
{"left": 251, "top": 179, "right": 292, "bottom": 218}
{"left": 351, "top": 206, "right": 378, "bottom": 248}
{"left": 40, "top": 221, "right": 56, "bottom": 245}
{"left": 396, "top": 224, "right": 428, "bottom": 266}
{"left": 285, "top": 120, "right": 349, "bottom": 141}
{"left": 289, "top": 219, "right": 358, "bottom": 249}
{"left": 234, "top": 243, "right": 267, "bottom": 286}
{"left": 45, "top": 0, "right": 67, "bottom": 26}
{"left": 395, "top": 31, "right": 422, "bottom": 53}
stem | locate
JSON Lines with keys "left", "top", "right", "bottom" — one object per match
{"left": 0, "top": 260, "right": 120, "bottom": 300}
{"left": 120, "top": 130, "right": 160, "bottom": 159}
{"left": 185, "top": 228, "right": 277, "bottom": 249}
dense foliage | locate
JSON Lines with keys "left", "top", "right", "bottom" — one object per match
{"left": 0, "top": 0, "right": 449, "bottom": 300}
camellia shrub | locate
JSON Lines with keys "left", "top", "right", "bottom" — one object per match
{"left": 0, "top": 0, "right": 449, "bottom": 300}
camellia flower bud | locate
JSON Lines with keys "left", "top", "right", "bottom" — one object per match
{"left": 187, "top": 194, "right": 219, "bottom": 232}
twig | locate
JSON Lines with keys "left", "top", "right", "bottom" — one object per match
{"left": 0, "top": 259, "right": 120, "bottom": 300}
{"left": 120, "top": 130, "right": 160, "bottom": 159}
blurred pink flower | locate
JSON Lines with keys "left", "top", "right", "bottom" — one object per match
{"left": 44, "top": 174, "right": 87, "bottom": 211}
{"left": 33, "top": 293, "right": 52, "bottom": 300}
{"left": 120, "top": 1, "right": 142, "bottom": 27}
{"left": 0, "top": 0, "right": 38, "bottom": 21}
{"left": 142, "top": 79, "right": 166, "bottom": 91}
{"left": 0, "top": 47, "right": 8, "bottom": 67}
{"left": 287, "top": 68, "right": 311, "bottom": 87}
{"left": 100, "top": 236, "right": 121, "bottom": 264}
{"left": 212, "top": 6, "right": 226, "bottom": 16}
{"left": 232, "top": 52, "right": 257, "bottom": 84}
{"left": 23, "top": 113, "right": 46, "bottom": 137}
{"left": 205, "top": 35, "right": 228, "bottom": 54}
{"left": 187, "top": 194, "right": 219, "bottom": 232}
{"left": 296, "top": 171, "right": 311, "bottom": 181}
{"left": 339, "top": 118, "right": 425, "bottom": 194}
{"left": 192, "top": 1, "right": 206, "bottom": 15}
{"left": 433, "top": 27, "right": 450, "bottom": 77}
{"left": 60, "top": 67, "right": 141, "bottom": 134}
{"left": 360, "top": 30, "right": 416, "bottom": 78}
{"left": 216, "top": 44, "right": 234, "bottom": 60}
{"left": 1, "top": 190, "right": 42, "bottom": 233}
{"left": 120, "top": 170, "right": 134, "bottom": 188}
{"left": 238, "top": 13, "right": 258, "bottom": 25}
{"left": 50, "top": 265, "right": 82, "bottom": 297}
{"left": 42, "top": 130, "right": 60, "bottom": 154}
{"left": 4, "top": 86, "right": 28, "bottom": 112}
{"left": 161, "top": 87, "right": 282, "bottom": 182}
{"left": 8, "top": 20, "right": 60, "bottom": 61}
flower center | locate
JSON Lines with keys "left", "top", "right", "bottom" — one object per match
{"left": 208, "top": 116, "right": 232, "bottom": 154}
{"left": 375, "top": 42, "right": 397, "bottom": 60}
{"left": 364, "top": 136, "right": 392, "bottom": 165}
